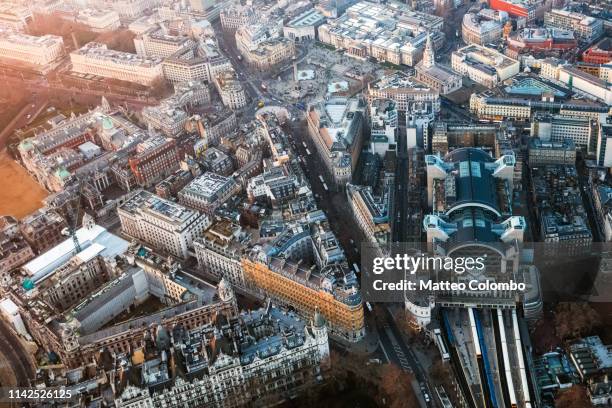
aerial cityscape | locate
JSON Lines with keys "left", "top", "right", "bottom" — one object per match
{"left": 0, "top": 0, "right": 610, "bottom": 406}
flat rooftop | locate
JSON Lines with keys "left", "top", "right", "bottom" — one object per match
{"left": 454, "top": 44, "right": 518, "bottom": 69}
{"left": 120, "top": 190, "right": 199, "bottom": 224}
{"left": 72, "top": 42, "right": 162, "bottom": 67}
{"left": 0, "top": 28, "right": 63, "bottom": 48}
{"left": 180, "top": 172, "right": 236, "bottom": 201}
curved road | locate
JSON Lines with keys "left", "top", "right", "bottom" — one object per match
{"left": 0, "top": 319, "right": 34, "bottom": 387}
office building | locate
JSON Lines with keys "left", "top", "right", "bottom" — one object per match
{"left": 346, "top": 184, "right": 390, "bottom": 248}
{"left": 0, "top": 30, "right": 64, "bottom": 69}
{"left": 307, "top": 97, "right": 365, "bottom": 189}
{"left": 488, "top": 0, "right": 542, "bottom": 20}
{"left": 558, "top": 65, "right": 612, "bottom": 105}
{"left": 528, "top": 138, "right": 576, "bottom": 166}
{"left": 195, "top": 109, "right": 238, "bottom": 147}
{"left": 406, "top": 102, "right": 434, "bottom": 150}
{"left": 21, "top": 249, "right": 237, "bottom": 368}
{"left": 141, "top": 105, "right": 188, "bottom": 137}
{"left": 22, "top": 215, "right": 129, "bottom": 285}
{"left": 19, "top": 209, "right": 67, "bottom": 254}
{"left": 193, "top": 220, "right": 247, "bottom": 289}
{"left": 135, "top": 27, "right": 196, "bottom": 58}
{"left": 370, "top": 99, "right": 398, "bottom": 158}
{"left": 0, "top": 234, "right": 34, "bottom": 276}
{"left": 507, "top": 27, "right": 576, "bottom": 51}
{"left": 451, "top": 44, "right": 520, "bottom": 88}
{"left": 0, "top": 4, "right": 32, "bottom": 30}
{"left": 128, "top": 137, "right": 180, "bottom": 187}
{"left": 583, "top": 38, "right": 612, "bottom": 65}
{"left": 592, "top": 184, "right": 612, "bottom": 241}
{"left": 531, "top": 164, "right": 592, "bottom": 247}
{"left": 162, "top": 47, "right": 210, "bottom": 83}
{"left": 235, "top": 25, "right": 296, "bottom": 71}
{"left": 470, "top": 86, "right": 610, "bottom": 122}
{"left": 596, "top": 121, "right": 612, "bottom": 168}
{"left": 142, "top": 81, "right": 210, "bottom": 136}
{"left": 214, "top": 70, "right": 248, "bottom": 110}
{"left": 189, "top": 0, "right": 225, "bottom": 19}
{"left": 199, "top": 147, "right": 233, "bottom": 176}
{"left": 70, "top": 43, "right": 163, "bottom": 86}
{"left": 220, "top": 3, "right": 258, "bottom": 31}
{"left": 76, "top": 9, "right": 121, "bottom": 32}
{"left": 367, "top": 71, "right": 441, "bottom": 113}
{"left": 118, "top": 190, "right": 210, "bottom": 258}
{"left": 111, "top": 0, "right": 157, "bottom": 19}
{"left": 462, "top": 13, "right": 503, "bottom": 45}
{"left": 115, "top": 304, "right": 329, "bottom": 407}
{"left": 178, "top": 172, "right": 240, "bottom": 216}
{"left": 544, "top": 9, "right": 603, "bottom": 43}
{"left": 531, "top": 113, "right": 598, "bottom": 152}
{"left": 246, "top": 165, "right": 301, "bottom": 207}
{"left": 317, "top": 1, "right": 444, "bottom": 66}
{"left": 242, "top": 224, "right": 365, "bottom": 342}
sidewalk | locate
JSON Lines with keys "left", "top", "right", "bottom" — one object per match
{"left": 338, "top": 325, "right": 381, "bottom": 356}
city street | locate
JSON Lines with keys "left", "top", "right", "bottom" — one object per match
{"left": 376, "top": 306, "right": 435, "bottom": 407}
{"left": 288, "top": 117, "right": 365, "bottom": 268}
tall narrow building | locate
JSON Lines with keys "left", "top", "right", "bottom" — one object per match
{"left": 422, "top": 33, "right": 435, "bottom": 70}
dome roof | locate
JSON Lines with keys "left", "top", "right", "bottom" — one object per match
{"left": 102, "top": 117, "right": 114, "bottom": 131}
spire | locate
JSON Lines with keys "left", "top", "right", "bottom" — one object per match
{"left": 101, "top": 96, "right": 111, "bottom": 112}
{"left": 313, "top": 307, "right": 326, "bottom": 329}
{"left": 423, "top": 33, "right": 435, "bottom": 69}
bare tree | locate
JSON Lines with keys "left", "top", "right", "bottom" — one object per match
{"left": 554, "top": 302, "right": 601, "bottom": 341}
{"left": 29, "top": 13, "right": 97, "bottom": 47}
{"left": 95, "top": 29, "right": 137, "bottom": 53}
{"left": 555, "top": 385, "right": 592, "bottom": 408}
{"left": 149, "top": 77, "right": 174, "bottom": 99}
{"left": 379, "top": 363, "right": 419, "bottom": 408}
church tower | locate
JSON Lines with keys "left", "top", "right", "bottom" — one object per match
{"left": 422, "top": 33, "right": 435, "bottom": 69}
{"left": 311, "top": 307, "right": 330, "bottom": 367}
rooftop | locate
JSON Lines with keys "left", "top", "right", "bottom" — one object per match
{"left": 462, "top": 13, "right": 502, "bottom": 34}
{"left": 310, "top": 96, "right": 364, "bottom": 151}
{"left": 72, "top": 42, "right": 162, "bottom": 67}
{"left": 319, "top": 1, "right": 443, "bottom": 52}
{"left": 454, "top": 43, "right": 518, "bottom": 69}
{"left": 23, "top": 223, "right": 129, "bottom": 284}
{"left": 0, "top": 28, "right": 63, "bottom": 48}
{"left": 180, "top": 172, "right": 237, "bottom": 202}
{"left": 427, "top": 148, "right": 515, "bottom": 218}
{"left": 286, "top": 8, "right": 325, "bottom": 28}
{"left": 547, "top": 9, "right": 600, "bottom": 27}
{"left": 119, "top": 190, "right": 200, "bottom": 225}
